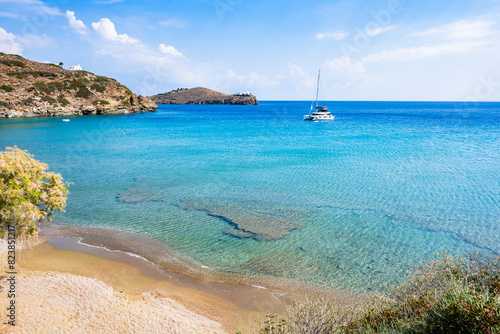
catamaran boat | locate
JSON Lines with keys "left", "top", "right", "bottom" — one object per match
{"left": 304, "top": 70, "right": 335, "bottom": 121}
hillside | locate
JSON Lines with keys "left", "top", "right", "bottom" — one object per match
{"left": 151, "top": 87, "right": 259, "bottom": 105}
{"left": 0, "top": 53, "right": 157, "bottom": 118}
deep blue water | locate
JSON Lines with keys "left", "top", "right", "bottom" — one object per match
{"left": 1, "top": 101, "right": 499, "bottom": 291}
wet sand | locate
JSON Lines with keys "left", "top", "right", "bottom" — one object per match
{"left": 0, "top": 223, "right": 362, "bottom": 333}
{"left": 0, "top": 240, "right": 282, "bottom": 333}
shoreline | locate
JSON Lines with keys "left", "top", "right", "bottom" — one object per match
{"left": 46, "top": 235, "right": 289, "bottom": 313}
{"left": 38, "top": 223, "right": 363, "bottom": 302}
{"left": 2, "top": 241, "right": 246, "bottom": 332}
{"left": 0, "top": 223, "right": 365, "bottom": 332}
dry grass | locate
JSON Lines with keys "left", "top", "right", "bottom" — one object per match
{"left": 256, "top": 251, "right": 500, "bottom": 334}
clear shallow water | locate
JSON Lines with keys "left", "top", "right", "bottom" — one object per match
{"left": 1, "top": 101, "right": 499, "bottom": 292}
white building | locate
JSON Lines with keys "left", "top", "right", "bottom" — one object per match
{"left": 236, "top": 91, "right": 251, "bottom": 96}
{"left": 67, "top": 64, "right": 83, "bottom": 71}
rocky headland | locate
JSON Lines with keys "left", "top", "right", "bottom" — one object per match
{"left": 151, "top": 87, "right": 258, "bottom": 105}
{"left": 0, "top": 53, "right": 157, "bottom": 118}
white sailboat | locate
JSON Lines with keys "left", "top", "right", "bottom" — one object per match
{"left": 304, "top": 70, "right": 335, "bottom": 121}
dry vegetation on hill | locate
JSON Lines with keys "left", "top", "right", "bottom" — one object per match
{"left": 151, "top": 87, "right": 259, "bottom": 105}
{"left": 0, "top": 53, "right": 157, "bottom": 118}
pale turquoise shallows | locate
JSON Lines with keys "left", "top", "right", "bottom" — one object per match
{"left": 1, "top": 101, "right": 499, "bottom": 292}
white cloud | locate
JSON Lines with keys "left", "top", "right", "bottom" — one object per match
{"left": 0, "top": 1, "right": 61, "bottom": 20}
{"left": 287, "top": 63, "right": 315, "bottom": 89}
{"left": 159, "top": 19, "right": 186, "bottom": 28}
{"left": 91, "top": 18, "right": 139, "bottom": 44}
{"left": 217, "top": 69, "right": 278, "bottom": 93}
{"left": 93, "top": 0, "right": 125, "bottom": 3}
{"left": 324, "top": 56, "right": 365, "bottom": 73}
{"left": 17, "top": 33, "right": 53, "bottom": 49}
{"left": 360, "top": 19, "right": 497, "bottom": 64}
{"left": 66, "top": 10, "right": 88, "bottom": 35}
{"left": 366, "top": 25, "right": 395, "bottom": 37}
{"left": 0, "top": 27, "right": 22, "bottom": 54}
{"left": 288, "top": 63, "right": 307, "bottom": 76}
{"left": 91, "top": 37, "right": 203, "bottom": 94}
{"left": 411, "top": 20, "right": 494, "bottom": 40}
{"left": 0, "top": 0, "right": 40, "bottom": 3}
{"left": 158, "top": 44, "right": 184, "bottom": 57}
{"left": 362, "top": 41, "right": 487, "bottom": 62}
{"left": 81, "top": 16, "right": 196, "bottom": 94}
{"left": 316, "top": 31, "right": 349, "bottom": 40}
{"left": 0, "top": 11, "right": 19, "bottom": 18}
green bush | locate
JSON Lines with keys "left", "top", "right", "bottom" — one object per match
{"left": 33, "top": 81, "right": 64, "bottom": 94}
{"left": 64, "top": 79, "right": 88, "bottom": 91}
{"left": 7, "top": 72, "right": 26, "bottom": 79}
{"left": 0, "top": 59, "right": 25, "bottom": 67}
{"left": 1, "top": 85, "right": 14, "bottom": 92}
{"left": 34, "top": 82, "right": 46, "bottom": 90}
{"left": 257, "top": 252, "right": 500, "bottom": 334}
{"left": 0, "top": 101, "right": 7, "bottom": 107}
{"left": 94, "top": 76, "right": 109, "bottom": 83}
{"left": 41, "top": 95, "right": 56, "bottom": 105}
{"left": 91, "top": 83, "right": 106, "bottom": 93}
{"left": 75, "top": 87, "right": 91, "bottom": 98}
{"left": 58, "top": 97, "right": 70, "bottom": 107}
{"left": 93, "top": 100, "right": 110, "bottom": 106}
{"left": 345, "top": 252, "right": 500, "bottom": 333}
{"left": 22, "top": 97, "right": 34, "bottom": 105}
{"left": 34, "top": 82, "right": 50, "bottom": 94}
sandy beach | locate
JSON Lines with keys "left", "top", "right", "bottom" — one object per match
{"left": 0, "top": 235, "right": 288, "bottom": 333}
{"left": 0, "top": 220, "right": 363, "bottom": 334}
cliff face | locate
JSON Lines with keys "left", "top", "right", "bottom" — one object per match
{"left": 0, "top": 53, "right": 157, "bottom": 118}
{"left": 151, "top": 87, "right": 259, "bottom": 105}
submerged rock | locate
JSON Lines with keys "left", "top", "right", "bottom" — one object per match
{"left": 116, "top": 191, "right": 152, "bottom": 204}
{"left": 176, "top": 201, "right": 309, "bottom": 241}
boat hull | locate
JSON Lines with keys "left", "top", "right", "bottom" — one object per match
{"left": 303, "top": 114, "right": 335, "bottom": 121}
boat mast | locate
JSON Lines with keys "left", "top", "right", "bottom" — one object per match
{"left": 315, "top": 70, "right": 321, "bottom": 108}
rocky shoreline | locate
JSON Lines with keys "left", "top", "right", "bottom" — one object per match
{"left": 151, "top": 87, "right": 259, "bottom": 105}
{"left": 0, "top": 53, "right": 157, "bottom": 118}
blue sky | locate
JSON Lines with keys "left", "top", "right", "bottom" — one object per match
{"left": 0, "top": 0, "right": 499, "bottom": 101}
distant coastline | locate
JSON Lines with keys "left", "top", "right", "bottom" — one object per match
{"left": 150, "top": 87, "right": 259, "bottom": 105}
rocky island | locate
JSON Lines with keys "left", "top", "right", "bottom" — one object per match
{"left": 151, "top": 87, "right": 259, "bottom": 105}
{"left": 0, "top": 53, "right": 157, "bottom": 118}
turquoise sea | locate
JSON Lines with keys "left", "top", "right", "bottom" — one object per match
{"left": 1, "top": 101, "right": 499, "bottom": 292}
